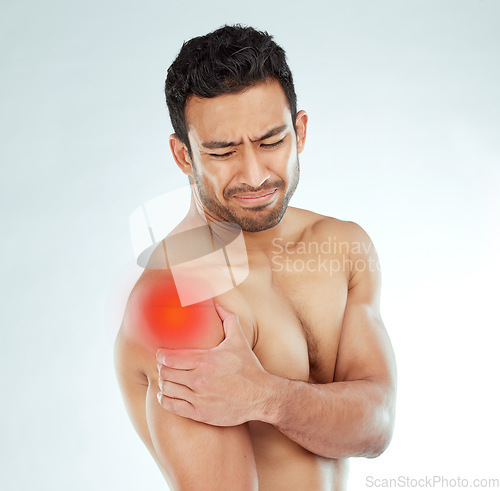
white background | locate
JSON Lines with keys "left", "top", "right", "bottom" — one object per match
{"left": 1, "top": 1, "right": 499, "bottom": 490}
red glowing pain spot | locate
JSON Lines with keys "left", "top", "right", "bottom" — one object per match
{"left": 137, "top": 277, "right": 216, "bottom": 349}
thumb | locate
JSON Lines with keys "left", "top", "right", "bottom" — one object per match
{"left": 214, "top": 303, "right": 243, "bottom": 340}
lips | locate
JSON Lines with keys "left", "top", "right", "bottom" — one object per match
{"left": 231, "top": 188, "right": 277, "bottom": 205}
{"left": 234, "top": 189, "right": 276, "bottom": 199}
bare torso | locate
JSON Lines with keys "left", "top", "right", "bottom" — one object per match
{"left": 116, "top": 207, "right": 357, "bottom": 490}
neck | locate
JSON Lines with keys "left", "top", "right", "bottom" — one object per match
{"left": 241, "top": 216, "right": 289, "bottom": 256}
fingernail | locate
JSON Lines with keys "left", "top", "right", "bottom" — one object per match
{"left": 157, "top": 392, "right": 162, "bottom": 404}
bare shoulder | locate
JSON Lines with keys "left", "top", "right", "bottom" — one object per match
{"left": 289, "top": 207, "right": 374, "bottom": 249}
{"left": 116, "top": 266, "right": 223, "bottom": 362}
{"left": 114, "top": 268, "right": 164, "bottom": 373}
{"left": 113, "top": 268, "right": 173, "bottom": 409}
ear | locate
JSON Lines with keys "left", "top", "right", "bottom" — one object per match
{"left": 295, "top": 110, "right": 308, "bottom": 155}
{"left": 169, "top": 134, "right": 193, "bottom": 177}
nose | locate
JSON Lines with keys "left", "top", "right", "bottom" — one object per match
{"left": 238, "top": 147, "right": 270, "bottom": 188}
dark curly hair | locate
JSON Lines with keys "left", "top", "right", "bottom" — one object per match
{"left": 165, "top": 24, "right": 297, "bottom": 154}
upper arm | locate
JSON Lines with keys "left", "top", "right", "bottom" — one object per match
{"left": 146, "top": 384, "right": 257, "bottom": 490}
{"left": 334, "top": 223, "right": 396, "bottom": 396}
{"left": 115, "top": 269, "right": 258, "bottom": 490}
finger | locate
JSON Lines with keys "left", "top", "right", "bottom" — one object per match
{"left": 214, "top": 304, "right": 243, "bottom": 341}
{"left": 157, "top": 392, "right": 198, "bottom": 420}
{"left": 214, "top": 303, "right": 233, "bottom": 322}
{"left": 156, "top": 348, "right": 203, "bottom": 369}
{"left": 158, "top": 364, "right": 195, "bottom": 388}
{"left": 158, "top": 378, "right": 194, "bottom": 401}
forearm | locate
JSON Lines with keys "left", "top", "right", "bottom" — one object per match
{"left": 257, "top": 374, "right": 395, "bottom": 459}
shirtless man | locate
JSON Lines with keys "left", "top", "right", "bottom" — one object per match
{"left": 115, "top": 25, "right": 397, "bottom": 490}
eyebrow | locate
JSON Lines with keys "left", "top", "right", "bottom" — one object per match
{"left": 200, "top": 124, "right": 288, "bottom": 150}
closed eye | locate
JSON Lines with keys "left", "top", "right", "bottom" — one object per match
{"left": 209, "top": 151, "right": 235, "bottom": 159}
{"left": 261, "top": 137, "right": 285, "bottom": 148}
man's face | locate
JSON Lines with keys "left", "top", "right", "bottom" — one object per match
{"left": 180, "top": 79, "right": 306, "bottom": 232}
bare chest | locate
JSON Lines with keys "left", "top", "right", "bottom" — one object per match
{"left": 236, "top": 258, "right": 348, "bottom": 384}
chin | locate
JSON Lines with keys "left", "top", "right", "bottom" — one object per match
{"left": 231, "top": 202, "right": 288, "bottom": 232}
{"left": 196, "top": 174, "right": 298, "bottom": 232}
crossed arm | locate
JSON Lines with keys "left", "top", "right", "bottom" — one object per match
{"left": 116, "top": 225, "right": 396, "bottom": 488}
{"left": 156, "top": 225, "right": 397, "bottom": 460}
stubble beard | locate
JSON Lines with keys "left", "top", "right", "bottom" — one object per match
{"left": 192, "top": 158, "right": 300, "bottom": 233}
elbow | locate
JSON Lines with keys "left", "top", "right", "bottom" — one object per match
{"left": 363, "top": 380, "right": 396, "bottom": 458}
{"left": 364, "top": 406, "right": 396, "bottom": 459}
{"left": 327, "top": 417, "right": 395, "bottom": 460}
{"left": 364, "top": 427, "right": 393, "bottom": 459}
